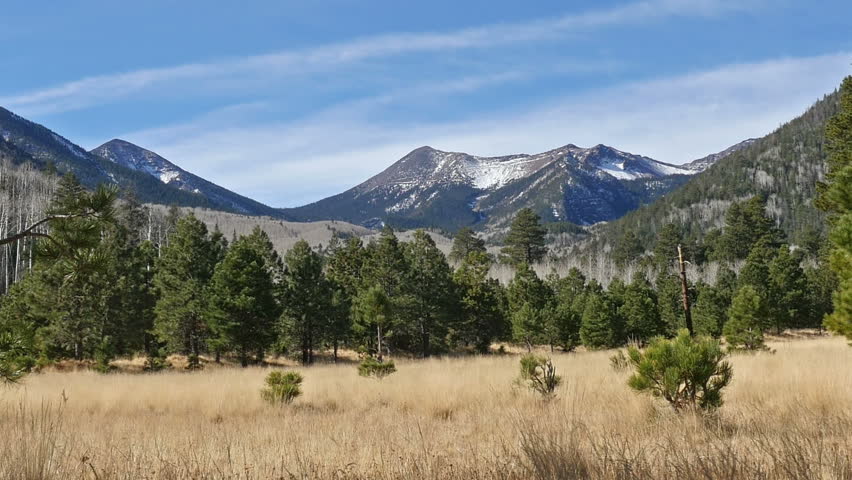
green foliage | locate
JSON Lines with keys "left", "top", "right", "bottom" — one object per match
{"left": 692, "top": 284, "right": 729, "bottom": 338}
{"left": 261, "top": 370, "right": 303, "bottom": 405}
{"left": 502, "top": 208, "right": 548, "bottom": 265}
{"left": 818, "top": 76, "right": 852, "bottom": 340}
{"left": 715, "top": 196, "right": 783, "bottom": 262}
{"left": 627, "top": 330, "right": 733, "bottom": 412}
{"left": 208, "top": 233, "right": 280, "bottom": 366}
{"left": 400, "top": 230, "right": 457, "bottom": 357}
{"left": 93, "top": 336, "right": 116, "bottom": 374}
{"left": 449, "top": 227, "right": 486, "bottom": 263}
{"left": 579, "top": 293, "right": 621, "bottom": 349}
{"left": 612, "top": 230, "right": 644, "bottom": 267}
{"left": 353, "top": 285, "right": 393, "bottom": 360}
{"left": 453, "top": 251, "right": 507, "bottom": 353}
{"left": 517, "top": 354, "right": 561, "bottom": 398}
{"left": 143, "top": 347, "right": 170, "bottom": 372}
{"left": 619, "top": 275, "right": 663, "bottom": 344}
{"left": 0, "top": 332, "right": 32, "bottom": 384}
{"left": 153, "top": 214, "right": 219, "bottom": 369}
{"left": 724, "top": 285, "right": 768, "bottom": 351}
{"left": 358, "top": 357, "right": 397, "bottom": 379}
{"left": 280, "top": 240, "right": 332, "bottom": 364}
{"left": 508, "top": 264, "right": 551, "bottom": 349}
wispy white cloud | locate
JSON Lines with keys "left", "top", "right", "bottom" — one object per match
{"left": 119, "top": 52, "right": 850, "bottom": 207}
{"left": 1, "top": 0, "right": 761, "bottom": 116}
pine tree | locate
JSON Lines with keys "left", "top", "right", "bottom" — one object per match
{"left": 502, "top": 208, "right": 547, "bottom": 265}
{"left": 653, "top": 223, "right": 683, "bottom": 272}
{"left": 281, "top": 240, "right": 332, "bottom": 364}
{"left": 818, "top": 76, "right": 852, "bottom": 339}
{"left": 353, "top": 284, "right": 392, "bottom": 361}
{"left": 153, "top": 214, "right": 218, "bottom": 368}
{"left": 692, "top": 284, "right": 729, "bottom": 338}
{"left": 452, "top": 250, "right": 507, "bottom": 353}
{"left": 656, "top": 274, "right": 685, "bottom": 335}
{"left": 401, "top": 230, "right": 456, "bottom": 357}
{"left": 724, "top": 285, "right": 767, "bottom": 350}
{"left": 580, "top": 293, "right": 619, "bottom": 349}
{"left": 507, "top": 264, "right": 551, "bottom": 350}
{"left": 716, "top": 196, "right": 783, "bottom": 262}
{"left": 767, "top": 245, "right": 807, "bottom": 333}
{"left": 449, "top": 227, "right": 486, "bottom": 263}
{"left": 619, "top": 275, "right": 663, "bottom": 344}
{"left": 208, "top": 235, "right": 279, "bottom": 366}
{"left": 612, "top": 230, "right": 644, "bottom": 267}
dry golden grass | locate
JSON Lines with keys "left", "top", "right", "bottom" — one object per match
{"left": 2, "top": 336, "right": 852, "bottom": 479}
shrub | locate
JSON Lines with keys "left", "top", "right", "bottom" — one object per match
{"left": 517, "top": 354, "right": 561, "bottom": 398}
{"left": 0, "top": 332, "right": 31, "bottom": 384}
{"left": 261, "top": 370, "right": 303, "bottom": 405}
{"left": 143, "top": 348, "right": 171, "bottom": 372}
{"left": 93, "top": 337, "right": 116, "bottom": 374}
{"left": 627, "top": 329, "right": 732, "bottom": 412}
{"left": 358, "top": 357, "right": 397, "bottom": 379}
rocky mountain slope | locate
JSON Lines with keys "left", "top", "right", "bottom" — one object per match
{"left": 282, "top": 143, "right": 715, "bottom": 231}
{"left": 0, "top": 107, "right": 285, "bottom": 216}
{"left": 90, "top": 139, "right": 280, "bottom": 216}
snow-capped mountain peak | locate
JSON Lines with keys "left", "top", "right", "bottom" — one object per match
{"left": 91, "top": 139, "right": 183, "bottom": 185}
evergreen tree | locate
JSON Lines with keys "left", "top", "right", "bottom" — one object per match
{"left": 818, "top": 76, "right": 852, "bottom": 339}
{"left": 656, "top": 274, "right": 685, "bottom": 335}
{"left": 767, "top": 245, "right": 807, "bottom": 333}
{"left": 580, "top": 293, "right": 619, "bottom": 349}
{"left": 153, "top": 214, "right": 218, "bottom": 368}
{"left": 612, "top": 230, "right": 644, "bottom": 267}
{"left": 452, "top": 251, "right": 507, "bottom": 353}
{"left": 281, "top": 240, "right": 332, "bottom": 364}
{"left": 208, "top": 235, "right": 279, "bottom": 366}
{"left": 619, "top": 275, "right": 663, "bottom": 344}
{"left": 716, "top": 196, "right": 782, "bottom": 261}
{"left": 653, "top": 223, "right": 683, "bottom": 272}
{"left": 449, "top": 227, "right": 486, "bottom": 263}
{"left": 28, "top": 174, "right": 119, "bottom": 360}
{"left": 401, "top": 230, "right": 456, "bottom": 357}
{"left": 353, "top": 285, "right": 392, "bottom": 361}
{"left": 724, "top": 285, "right": 767, "bottom": 350}
{"left": 692, "top": 284, "right": 729, "bottom": 338}
{"left": 507, "top": 263, "right": 551, "bottom": 350}
{"left": 502, "top": 208, "right": 547, "bottom": 265}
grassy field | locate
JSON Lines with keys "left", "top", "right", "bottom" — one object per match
{"left": 1, "top": 336, "right": 851, "bottom": 479}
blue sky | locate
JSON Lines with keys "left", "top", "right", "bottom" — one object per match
{"left": 2, "top": 0, "right": 851, "bottom": 207}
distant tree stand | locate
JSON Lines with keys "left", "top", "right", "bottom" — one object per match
{"left": 0, "top": 182, "right": 117, "bottom": 247}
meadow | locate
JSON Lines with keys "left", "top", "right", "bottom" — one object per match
{"left": 1, "top": 336, "right": 851, "bottom": 480}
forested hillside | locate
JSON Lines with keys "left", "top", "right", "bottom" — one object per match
{"left": 593, "top": 90, "right": 840, "bottom": 251}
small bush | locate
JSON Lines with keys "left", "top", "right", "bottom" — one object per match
{"left": 358, "top": 357, "right": 397, "bottom": 379}
{"left": 0, "top": 332, "right": 31, "bottom": 384}
{"left": 143, "top": 348, "right": 171, "bottom": 372}
{"left": 93, "top": 337, "right": 116, "bottom": 374}
{"left": 517, "top": 354, "right": 561, "bottom": 399}
{"left": 261, "top": 370, "right": 303, "bottom": 405}
{"left": 627, "top": 329, "right": 732, "bottom": 412}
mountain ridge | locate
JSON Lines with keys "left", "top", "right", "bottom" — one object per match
{"left": 281, "top": 141, "right": 727, "bottom": 231}
{"left": 90, "top": 139, "right": 281, "bottom": 217}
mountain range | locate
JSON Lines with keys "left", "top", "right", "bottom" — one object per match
{"left": 0, "top": 107, "right": 279, "bottom": 217}
{"left": 0, "top": 88, "right": 833, "bottom": 241}
{"left": 281, "top": 143, "right": 722, "bottom": 230}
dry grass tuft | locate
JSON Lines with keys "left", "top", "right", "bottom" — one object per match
{"left": 1, "top": 337, "right": 851, "bottom": 479}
